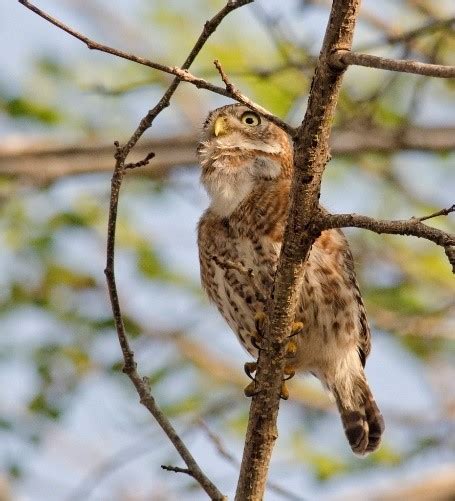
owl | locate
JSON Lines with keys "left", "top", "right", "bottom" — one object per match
{"left": 197, "top": 104, "right": 384, "bottom": 455}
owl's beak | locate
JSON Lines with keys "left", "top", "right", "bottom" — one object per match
{"left": 214, "top": 116, "right": 228, "bottom": 137}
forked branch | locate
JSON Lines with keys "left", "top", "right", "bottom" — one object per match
{"left": 18, "top": 0, "right": 291, "bottom": 135}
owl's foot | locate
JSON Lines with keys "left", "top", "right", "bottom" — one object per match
{"left": 290, "top": 321, "right": 304, "bottom": 338}
{"left": 251, "top": 312, "right": 267, "bottom": 350}
{"left": 244, "top": 361, "right": 257, "bottom": 380}
{"left": 243, "top": 361, "right": 296, "bottom": 400}
{"left": 244, "top": 380, "right": 259, "bottom": 397}
{"left": 280, "top": 366, "right": 296, "bottom": 400}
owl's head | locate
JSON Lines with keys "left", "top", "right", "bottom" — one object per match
{"left": 197, "top": 104, "right": 292, "bottom": 216}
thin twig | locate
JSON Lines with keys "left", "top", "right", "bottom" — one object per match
{"left": 99, "top": 2, "right": 256, "bottom": 497}
{"left": 213, "top": 59, "right": 295, "bottom": 134}
{"left": 161, "top": 465, "right": 192, "bottom": 475}
{"left": 331, "top": 50, "right": 455, "bottom": 78}
{"left": 416, "top": 204, "right": 455, "bottom": 222}
{"left": 124, "top": 152, "right": 155, "bottom": 170}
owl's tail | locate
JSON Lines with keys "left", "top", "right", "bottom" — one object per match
{"left": 333, "top": 377, "right": 384, "bottom": 455}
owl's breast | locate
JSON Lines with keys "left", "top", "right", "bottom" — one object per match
{"left": 198, "top": 213, "right": 280, "bottom": 356}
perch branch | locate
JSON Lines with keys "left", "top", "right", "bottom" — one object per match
{"left": 235, "top": 1, "right": 362, "bottom": 499}
{"left": 198, "top": 420, "right": 304, "bottom": 501}
{"left": 331, "top": 50, "right": 455, "bottom": 78}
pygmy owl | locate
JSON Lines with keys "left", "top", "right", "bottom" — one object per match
{"left": 197, "top": 104, "right": 384, "bottom": 454}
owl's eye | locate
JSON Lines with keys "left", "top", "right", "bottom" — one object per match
{"left": 241, "top": 112, "right": 261, "bottom": 126}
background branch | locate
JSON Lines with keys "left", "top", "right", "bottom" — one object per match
{"left": 2, "top": 124, "right": 454, "bottom": 185}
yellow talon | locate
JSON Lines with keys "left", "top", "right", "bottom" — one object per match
{"left": 254, "top": 312, "right": 267, "bottom": 334}
{"left": 291, "top": 321, "right": 304, "bottom": 337}
{"left": 285, "top": 340, "right": 298, "bottom": 357}
{"left": 280, "top": 381, "right": 290, "bottom": 400}
{"left": 284, "top": 366, "right": 296, "bottom": 379}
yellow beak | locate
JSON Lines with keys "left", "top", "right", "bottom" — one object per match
{"left": 214, "top": 116, "right": 228, "bottom": 137}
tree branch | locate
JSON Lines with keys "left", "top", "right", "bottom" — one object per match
{"left": 416, "top": 204, "right": 455, "bottom": 222}
{"left": 18, "top": 0, "right": 260, "bottom": 498}
{"left": 320, "top": 210, "right": 455, "bottom": 272}
{"left": 331, "top": 50, "right": 455, "bottom": 78}
{"left": 2, "top": 125, "right": 455, "bottom": 185}
{"left": 18, "top": 0, "right": 292, "bottom": 136}
{"left": 235, "top": 1, "right": 362, "bottom": 499}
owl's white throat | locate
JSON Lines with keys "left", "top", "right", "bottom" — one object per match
{"left": 206, "top": 172, "right": 254, "bottom": 217}
{"left": 198, "top": 135, "right": 282, "bottom": 218}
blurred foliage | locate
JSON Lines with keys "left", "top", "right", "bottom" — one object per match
{"left": 0, "top": 0, "right": 455, "bottom": 499}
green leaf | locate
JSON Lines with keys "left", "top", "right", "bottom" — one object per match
{"left": 46, "top": 265, "right": 96, "bottom": 289}
{"left": 3, "top": 97, "right": 61, "bottom": 124}
{"left": 28, "top": 393, "right": 60, "bottom": 420}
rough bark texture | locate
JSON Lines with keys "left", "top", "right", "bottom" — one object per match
{"left": 234, "top": 1, "right": 362, "bottom": 499}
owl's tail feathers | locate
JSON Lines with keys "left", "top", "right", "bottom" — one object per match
{"left": 333, "top": 378, "right": 384, "bottom": 455}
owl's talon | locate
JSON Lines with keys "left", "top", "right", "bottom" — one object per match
{"left": 280, "top": 381, "right": 290, "bottom": 400}
{"left": 251, "top": 312, "right": 267, "bottom": 350}
{"left": 289, "top": 321, "right": 304, "bottom": 338}
{"left": 244, "top": 361, "right": 257, "bottom": 380}
{"left": 285, "top": 340, "right": 298, "bottom": 357}
{"left": 284, "top": 368, "right": 296, "bottom": 381}
{"left": 251, "top": 335, "right": 263, "bottom": 351}
{"left": 244, "top": 380, "right": 259, "bottom": 397}
{"left": 254, "top": 312, "right": 267, "bottom": 334}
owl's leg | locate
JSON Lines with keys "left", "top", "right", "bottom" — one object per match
{"left": 280, "top": 321, "right": 303, "bottom": 400}
{"left": 243, "top": 312, "right": 266, "bottom": 397}
{"left": 250, "top": 311, "right": 267, "bottom": 350}
{"left": 244, "top": 321, "right": 302, "bottom": 399}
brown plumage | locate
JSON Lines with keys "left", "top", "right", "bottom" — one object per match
{"left": 197, "top": 104, "right": 384, "bottom": 455}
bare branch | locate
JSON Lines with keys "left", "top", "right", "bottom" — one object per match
{"left": 18, "top": 0, "right": 292, "bottom": 136}
{"left": 84, "top": 2, "right": 260, "bottom": 499}
{"left": 2, "top": 126, "right": 455, "bottom": 185}
{"left": 331, "top": 50, "right": 455, "bottom": 78}
{"left": 213, "top": 59, "right": 295, "bottom": 134}
{"left": 386, "top": 16, "right": 455, "bottom": 44}
{"left": 161, "top": 465, "right": 192, "bottom": 475}
{"left": 320, "top": 212, "right": 455, "bottom": 272}
{"left": 124, "top": 151, "right": 155, "bottom": 170}
{"left": 361, "top": 15, "right": 455, "bottom": 50}
{"left": 415, "top": 204, "right": 455, "bottom": 222}
{"left": 235, "top": 1, "right": 362, "bottom": 498}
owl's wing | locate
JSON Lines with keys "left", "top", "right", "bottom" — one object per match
{"left": 341, "top": 239, "right": 371, "bottom": 366}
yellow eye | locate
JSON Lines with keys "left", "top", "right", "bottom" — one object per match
{"left": 241, "top": 112, "right": 261, "bottom": 126}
